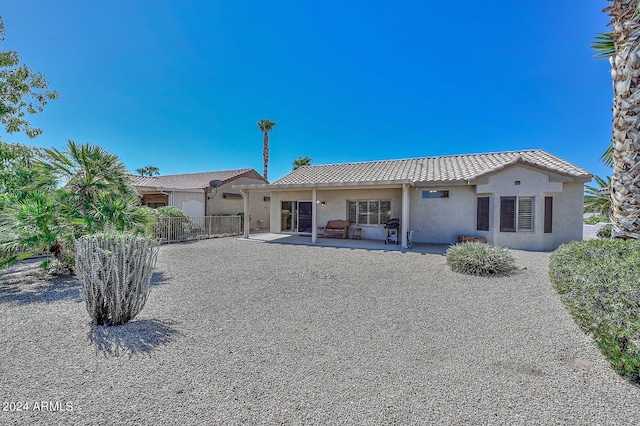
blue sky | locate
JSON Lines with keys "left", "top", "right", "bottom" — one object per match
{"left": 2, "top": 0, "right": 612, "bottom": 183}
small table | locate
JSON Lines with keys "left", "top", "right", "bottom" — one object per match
{"left": 350, "top": 227, "right": 362, "bottom": 239}
{"left": 317, "top": 226, "right": 325, "bottom": 237}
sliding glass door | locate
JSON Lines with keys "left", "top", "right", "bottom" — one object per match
{"left": 297, "top": 201, "right": 312, "bottom": 233}
{"left": 281, "top": 200, "right": 312, "bottom": 233}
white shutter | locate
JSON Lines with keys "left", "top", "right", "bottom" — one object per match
{"left": 517, "top": 197, "right": 534, "bottom": 231}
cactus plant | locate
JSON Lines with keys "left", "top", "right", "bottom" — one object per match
{"left": 75, "top": 232, "right": 158, "bottom": 326}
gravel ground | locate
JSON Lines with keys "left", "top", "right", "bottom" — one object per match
{"left": 583, "top": 223, "right": 609, "bottom": 240}
{"left": 1, "top": 237, "right": 639, "bottom": 425}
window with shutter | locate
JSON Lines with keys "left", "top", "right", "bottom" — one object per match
{"left": 517, "top": 197, "right": 534, "bottom": 231}
{"left": 500, "top": 197, "right": 516, "bottom": 232}
{"left": 544, "top": 197, "right": 553, "bottom": 233}
{"left": 500, "top": 196, "right": 535, "bottom": 232}
{"left": 477, "top": 197, "right": 490, "bottom": 231}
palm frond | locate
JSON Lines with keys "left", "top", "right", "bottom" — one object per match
{"left": 592, "top": 32, "right": 615, "bottom": 60}
{"left": 600, "top": 145, "right": 614, "bottom": 167}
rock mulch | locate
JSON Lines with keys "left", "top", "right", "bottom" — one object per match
{"left": 0, "top": 238, "right": 639, "bottom": 424}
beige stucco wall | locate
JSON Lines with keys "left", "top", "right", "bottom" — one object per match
{"left": 269, "top": 188, "right": 403, "bottom": 239}
{"left": 266, "top": 165, "right": 585, "bottom": 250}
{"left": 269, "top": 190, "right": 312, "bottom": 234}
{"left": 409, "top": 186, "right": 477, "bottom": 244}
{"left": 478, "top": 165, "right": 584, "bottom": 251}
{"left": 208, "top": 177, "right": 270, "bottom": 229}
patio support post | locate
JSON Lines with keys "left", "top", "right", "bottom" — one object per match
{"left": 312, "top": 186, "right": 317, "bottom": 244}
{"left": 402, "top": 183, "right": 410, "bottom": 248}
{"left": 241, "top": 189, "right": 250, "bottom": 238}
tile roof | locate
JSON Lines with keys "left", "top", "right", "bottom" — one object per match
{"left": 272, "top": 150, "right": 591, "bottom": 186}
{"left": 130, "top": 168, "right": 267, "bottom": 190}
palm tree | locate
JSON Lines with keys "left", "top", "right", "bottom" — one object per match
{"left": 136, "top": 165, "right": 160, "bottom": 176}
{"left": 605, "top": 0, "right": 640, "bottom": 238}
{"left": 584, "top": 175, "right": 612, "bottom": 216}
{"left": 41, "top": 140, "right": 138, "bottom": 234}
{"left": 257, "top": 119, "right": 276, "bottom": 180}
{"left": 591, "top": 32, "right": 615, "bottom": 168}
{"left": 292, "top": 156, "right": 312, "bottom": 170}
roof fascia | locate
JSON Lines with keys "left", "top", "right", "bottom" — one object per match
{"left": 233, "top": 179, "right": 413, "bottom": 191}
{"left": 467, "top": 160, "right": 592, "bottom": 185}
{"left": 155, "top": 187, "right": 205, "bottom": 193}
{"left": 412, "top": 180, "right": 468, "bottom": 188}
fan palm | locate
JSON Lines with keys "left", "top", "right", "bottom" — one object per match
{"left": 42, "top": 140, "right": 136, "bottom": 221}
{"left": 591, "top": 31, "right": 615, "bottom": 168}
{"left": 136, "top": 165, "right": 160, "bottom": 176}
{"left": 292, "top": 156, "right": 312, "bottom": 170}
{"left": 257, "top": 119, "right": 276, "bottom": 180}
{"left": 605, "top": 0, "right": 640, "bottom": 238}
{"left": 0, "top": 190, "right": 69, "bottom": 268}
{"left": 584, "top": 175, "right": 612, "bottom": 216}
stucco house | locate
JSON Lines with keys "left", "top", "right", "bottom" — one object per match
{"left": 131, "top": 168, "right": 270, "bottom": 230}
{"left": 234, "top": 150, "right": 592, "bottom": 251}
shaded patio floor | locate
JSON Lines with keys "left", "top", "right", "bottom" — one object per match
{"left": 240, "top": 233, "right": 449, "bottom": 254}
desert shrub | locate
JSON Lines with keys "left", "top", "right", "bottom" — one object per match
{"left": 445, "top": 242, "right": 516, "bottom": 276}
{"left": 549, "top": 239, "right": 640, "bottom": 383}
{"left": 75, "top": 231, "right": 158, "bottom": 326}
{"left": 597, "top": 224, "right": 613, "bottom": 239}
{"left": 584, "top": 214, "right": 609, "bottom": 225}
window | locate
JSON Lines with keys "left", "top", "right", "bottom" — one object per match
{"left": 223, "top": 192, "right": 243, "bottom": 199}
{"left": 347, "top": 200, "right": 391, "bottom": 225}
{"left": 476, "top": 197, "right": 490, "bottom": 231}
{"left": 500, "top": 196, "right": 534, "bottom": 232}
{"left": 422, "top": 190, "right": 449, "bottom": 198}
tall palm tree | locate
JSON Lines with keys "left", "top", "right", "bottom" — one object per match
{"left": 591, "top": 32, "right": 616, "bottom": 168}
{"left": 257, "top": 119, "right": 276, "bottom": 180}
{"left": 136, "top": 165, "right": 160, "bottom": 176}
{"left": 292, "top": 156, "right": 312, "bottom": 170}
{"left": 606, "top": 0, "right": 640, "bottom": 238}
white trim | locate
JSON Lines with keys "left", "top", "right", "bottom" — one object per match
{"left": 401, "top": 183, "right": 410, "bottom": 248}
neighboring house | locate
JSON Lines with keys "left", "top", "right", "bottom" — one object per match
{"left": 131, "top": 168, "right": 270, "bottom": 229}
{"left": 234, "top": 150, "right": 592, "bottom": 251}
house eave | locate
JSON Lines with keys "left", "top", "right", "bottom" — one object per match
{"left": 233, "top": 179, "right": 413, "bottom": 191}
{"left": 155, "top": 187, "right": 205, "bottom": 193}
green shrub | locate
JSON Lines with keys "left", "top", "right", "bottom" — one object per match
{"left": 152, "top": 206, "right": 194, "bottom": 240}
{"left": 584, "top": 214, "right": 609, "bottom": 225}
{"left": 446, "top": 242, "right": 516, "bottom": 276}
{"left": 75, "top": 231, "right": 158, "bottom": 326}
{"left": 597, "top": 224, "right": 613, "bottom": 239}
{"left": 549, "top": 239, "right": 640, "bottom": 383}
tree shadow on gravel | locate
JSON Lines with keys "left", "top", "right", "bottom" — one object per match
{"left": 88, "top": 319, "right": 180, "bottom": 358}
{"left": 150, "top": 271, "right": 169, "bottom": 287}
{"left": 0, "top": 260, "right": 82, "bottom": 305}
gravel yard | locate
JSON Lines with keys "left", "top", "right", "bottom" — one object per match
{"left": 1, "top": 237, "right": 639, "bottom": 424}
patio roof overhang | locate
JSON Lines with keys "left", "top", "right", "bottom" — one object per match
{"left": 232, "top": 179, "right": 413, "bottom": 191}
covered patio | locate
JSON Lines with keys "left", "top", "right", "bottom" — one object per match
{"left": 239, "top": 232, "right": 448, "bottom": 254}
